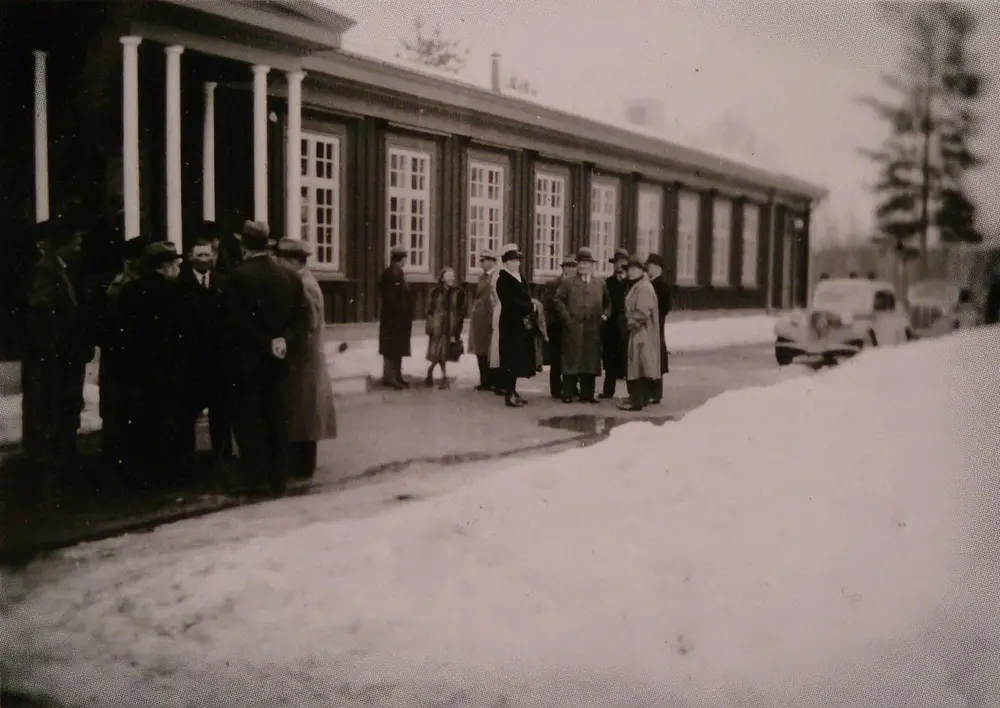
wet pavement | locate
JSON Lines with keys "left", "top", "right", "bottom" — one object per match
{"left": 538, "top": 413, "right": 676, "bottom": 436}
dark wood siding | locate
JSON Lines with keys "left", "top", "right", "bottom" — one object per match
{"left": 730, "top": 198, "right": 744, "bottom": 289}
{"left": 796, "top": 206, "right": 811, "bottom": 307}
{"left": 620, "top": 173, "right": 639, "bottom": 255}
{"left": 697, "top": 191, "right": 713, "bottom": 288}
{"left": 661, "top": 182, "right": 679, "bottom": 277}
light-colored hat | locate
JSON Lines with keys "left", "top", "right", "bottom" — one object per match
{"left": 236, "top": 220, "right": 270, "bottom": 250}
{"left": 479, "top": 250, "right": 498, "bottom": 262}
{"left": 276, "top": 238, "right": 312, "bottom": 258}
{"left": 389, "top": 244, "right": 407, "bottom": 260}
{"left": 500, "top": 242, "right": 521, "bottom": 262}
{"left": 575, "top": 247, "right": 596, "bottom": 263}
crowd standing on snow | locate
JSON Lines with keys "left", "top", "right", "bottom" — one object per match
{"left": 377, "top": 243, "right": 673, "bottom": 411}
{"left": 21, "top": 217, "right": 337, "bottom": 498}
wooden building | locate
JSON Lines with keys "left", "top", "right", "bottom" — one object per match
{"left": 0, "top": 0, "right": 826, "bottom": 357}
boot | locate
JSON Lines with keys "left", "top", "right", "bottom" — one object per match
{"left": 648, "top": 378, "right": 663, "bottom": 405}
{"left": 616, "top": 379, "right": 645, "bottom": 411}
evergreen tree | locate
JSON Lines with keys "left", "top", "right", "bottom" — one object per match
{"left": 857, "top": 1, "right": 986, "bottom": 278}
{"left": 396, "top": 16, "right": 469, "bottom": 74}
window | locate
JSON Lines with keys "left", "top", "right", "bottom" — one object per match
{"left": 676, "top": 191, "right": 700, "bottom": 284}
{"left": 711, "top": 197, "right": 732, "bottom": 286}
{"left": 300, "top": 132, "right": 341, "bottom": 271}
{"left": 741, "top": 202, "right": 760, "bottom": 287}
{"left": 468, "top": 160, "right": 505, "bottom": 275}
{"left": 386, "top": 146, "right": 431, "bottom": 272}
{"left": 533, "top": 171, "right": 566, "bottom": 276}
{"left": 636, "top": 185, "right": 662, "bottom": 262}
{"left": 590, "top": 180, "right": 618, "bottom": 275}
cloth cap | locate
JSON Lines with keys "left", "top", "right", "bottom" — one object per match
{"left": 144, "top": 241, "right": 182, "bottom": 268}
{"left": 237, "top": 220, "right": 270, "bottom": 250}
{"left": 644, "top": 253, "right": 665, "bottom": 268}
{"left": 575, "top": 247, "right": 596, "bottom": 263}
{"left": 610, "top": 247, "right": 630, "bottom": 264}
{"left": 276, "top": 238, "right": 312, "bottom": 258}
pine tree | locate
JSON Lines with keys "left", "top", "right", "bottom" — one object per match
{"left": 396, "top": 16, "right": 469, "bottom": 74}
{"left": 857, "top": 1, "right": 986, "bottom": 279}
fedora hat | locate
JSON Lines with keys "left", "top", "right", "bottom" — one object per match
{"left": 561, "top": 255, "right": 578, "bottom": 267}
{"left": 644, "top": 253, "right": 665, "bottom": 268}
{"left": 122, "top": 235, "right": 151, "bottom": 261}
{"left": 479, "top": 250, "right": 498, "bottom": 262}
{"left": 575, "top": 247, "right": 596, "bottom": 263}
{"left": 276, "top": 238, "right": 312, "bottom": 258}
{"left": 610, "top": 247, "right": 630, "bottom": 264}
{"left": 143, "top": 241, "right": 182, "bottom": 269}
{"left": 236, "top": 220, "right": 270, "bottom": 250}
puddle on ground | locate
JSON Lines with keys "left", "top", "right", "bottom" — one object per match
{"left": 538, "top": 414, "right": 675, "bottom": 436}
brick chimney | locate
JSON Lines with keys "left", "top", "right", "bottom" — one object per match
{"left": 491, "top": 52, "right": 501, "bottom": 93}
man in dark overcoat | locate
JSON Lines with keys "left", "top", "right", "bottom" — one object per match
{"left": 644, "top": 253, "right": 673, "bottom": 405}
{"left": 469, "top": 251, "right": 498, "bottom": 392}
{"left": 554, "top": 247, "right": 610, "bottom": 404}
{"left": 985, "top": 271, "right": 1000, "bottom": 326}
{"left": 203, "top": 220, "right": 243, "bottom": 273}
{"left": 600, "top": 247, "right": 632, "bottom": 399}
{"left": 223, "top": 220, "right": 310, "bottom": 496}
{"left": 178, "top": 237, "right": 231, "bottom": 465}
{"left": 98, "top": 235, "right": 148, "bottom": 472}
{"left": 21, "top": 217, "right": 95, "bottom": 465}
{"left": 117, "top": 242, "right": 191, "bottom": 489}
{"left": 378, "top": 244, "right": 414, "bottom": 389}
{"left": 542, "top": 255, "right": 578, "bottom": 399}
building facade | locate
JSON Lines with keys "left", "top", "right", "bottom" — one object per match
{"left": 0, "top": 0, "right": 826, "bottom": 358}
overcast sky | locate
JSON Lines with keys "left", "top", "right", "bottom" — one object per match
{"left": 330, "top": 0, "right": 1000, "bottom": 246}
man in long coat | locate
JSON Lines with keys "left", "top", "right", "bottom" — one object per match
{"left": 644, "top": 253, "right": 673, "bottom": 404}
{"left": 618, "top": 256, "right": 661, "bottom": 412}
{"left": 378, "top": 244, "right": 414, "bottom": 390}
{"left": 554, "top": 247, "right": 610, "bottom": 404}
{"left": 21, "top": 217, "right": 94, "bottom": 465}
{"left": 469, "top": 251, "right": 498, "bottom": 392}
{"left": 542, "top": 255, "right": 577, "bottom": 399}
{"left": 600, "top": 247, "right": 632, "bottom": 399}
{"left": 223, "top": 221, "right": 311, "bottom": 496}
{"left": 117, "top": 242, "right": 190, "bottom": 488}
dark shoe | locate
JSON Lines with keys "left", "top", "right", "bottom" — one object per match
{"left": 384, "top": 378, "right": 405, "bottom": 390}
{"left": 513, "top": 393, "right": 527, "bottom": 405}
{"left": 475, "top": 384, "right": 490, "bottom": 391}
{"left": 424, "top": 374, "right": 434, "bottom": 387}
{"left": 616, "top": 400, "right": 645, "bottom": 411}
{"left": 492, "top": 387, "right": 505, "bottom": 396}
{"left": 647, "top": 398, "right": 662, "bottom": 405}
{"left": 597, "top": 392, "right": 615, "bottom": 400}
{"left": 504, "top": 395, "right": 525, "bottom": 408}
{"left": 561, "top": 397, "right": 575, "bottom": 404}
{"left": 438, "top": 378, "right": 451, "bottom": 390}
{"left": 580, "top": 397, "right": 599, "bottom": 404}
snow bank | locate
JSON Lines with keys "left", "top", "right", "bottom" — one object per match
{"left": 5, "top": 327, "right": 999, "bottom": 708}
{"left": 326, "top": 314, "right": 778, "bottom": 381}
{"left": 0, "top": 384, "right": 101, "bottom": 447}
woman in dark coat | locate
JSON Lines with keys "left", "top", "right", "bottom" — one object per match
{"left": 495, "top": 243, "right": 539, "bottom": 408}
{"left": 424, "top": 266, "right": 467, "bottom": 389}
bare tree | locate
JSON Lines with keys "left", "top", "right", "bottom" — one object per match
{"left": 506, "top": 74, "right": 538, "bottom": 97}
{"left": 396, "top": 16, "right": 469, "bottom": 74}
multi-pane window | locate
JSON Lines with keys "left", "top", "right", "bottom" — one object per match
{"left": 711, "top": 196, "right": 732, "bottom": 285}
{"left": 590, "top": 180, "right": 618, "bottom": 275}
{"left": 742, "top": 203, "right": 760, "bottom": 287}
{"left": 636, "top": 185, "right": 662, "bottom": 262}
{"left": 468, "top": 161, "right": 505, "bottom": 274}
{"left": 300, "top": 132, "right": 340, "bottom": 271}
{"left": 676, "top": 191, "right": 700, "bottom": 284}
{"left": 386, "top": 146, "right": 431, "bottom": 272}
{"left": 533, "top": 172, "right": 566, "bottom": 276}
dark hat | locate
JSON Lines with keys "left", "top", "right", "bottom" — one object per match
{"left": 389, "top": 244, "right": 407, "bottom": 260}
{"left": 201, "top": 220, "right": 225, "bottom": 242}
{"left": 236, "top": 220, "right": 270, "bottom": 250}
{"left": 625, "top": 255, "right": 645, "bottom": 268}
{"left": 644, "top": 253, "right": 665, "bottom": 268}
{"left": 143, "top": 241, "right": 182, "bottom": 268}
{"left": 575, "top": 247, "right": 596, "bottom": 263}
{"left": 35, "top": 216, "right": 84, "bottom": 249}
{"left": 610, "top": 247, "right": 630, "bottom": 264}
{"left": 479, "top": 250, "right": 498, "bottom": 262}
{"left": 561, "top": 255, "right": 578, "bottom": 267}
{"left": 500, "top": 242, "right": 522, "bottom": 262}
{"left": 122, "top": 235, "right": 150, "bottom": 261}
{"left": 276, "top": 238, "right": 312, "bottom": 258}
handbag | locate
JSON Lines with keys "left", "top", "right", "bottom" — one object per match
{"left": 447, "top": 337, "right": 464, "bottom": 362}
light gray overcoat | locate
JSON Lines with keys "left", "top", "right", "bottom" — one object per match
{"left": 624, "top": 274, "right": 661, "bottom": 380}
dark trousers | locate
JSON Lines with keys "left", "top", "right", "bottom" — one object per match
{"left": 626, "top": 377, "right": 655, "bottom": 407}
{"left": 121, "top": 388, "right": 186, "bottom": 489}
{"left": 548, "top": 353, "right": 563, "bottom": 397}
{"left": 489, "top": 368, "right": 503, "bottom": 392}
{"left": 650, "top": 377, "right": 664, "bottom": 402}
{"left": 21, "top": 354, "right": 86, "bottom": 460}
{"left": 382, "top": 356, "right": 404, "bottom": 383}
{"left": 476, "top": 355, "right": 493, "bottom": 388}
{"left": 231, "top": 374, "right": 290, "bottom": 494}
{"left": 288, "top": 441, "right": 318, "bottom": 480}
{"left": 563, "top": 374, "right": 595, "bottom": 400}
{"left": 601, "top": 374, "right": 621, "bottom": 397}
{"left": 498, "top": 368, "right": 519, "bottom": 396}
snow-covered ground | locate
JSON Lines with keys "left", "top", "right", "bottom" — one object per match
{"left": 326, "top": 314, "right": 779, "bottom": 381}
{"left": 3, "top": 326, "right": 998, "bottom": 707}
{"left": 0, "top": 384, "right": 101, "bottom": 447}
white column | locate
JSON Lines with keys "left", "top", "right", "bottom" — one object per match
{"left": 165, "top": 45, "right": 184, "bottom": 250}
{"left": 202, "top": 81, "right": 217, "bottom": 222}
{"left": 121, "top": 36, "right": 142, "bottom": 240}
{"left": 285, "top": 70, "right": 305, "bottom": 241}
{"left": 252, "top": 64, "right": 270, "bottom": 224}
{"left": 32, "top": 51, "right": 50, "bottom": 223}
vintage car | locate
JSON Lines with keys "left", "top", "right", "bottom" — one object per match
{"left": 907, "top": 280, "right": 982, "bottom": 338}
{"left": 774, "top": 278, "right": 914, "bottom": 366}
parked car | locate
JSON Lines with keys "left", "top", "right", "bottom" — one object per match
{"left": 774, "top": 278, "right": 914, "bottom": 366}
{"left": 907, "top": 280, "right": 982, "bottom": 338}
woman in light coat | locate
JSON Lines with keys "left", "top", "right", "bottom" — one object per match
{"left": 469, "top": 251, "right": 498, "bottom": 391}
{"left": 275, "top": 239, "right": 338, "bottom": 479}
{"left": 618, "top": 256, "right": 661, "bottom": 411}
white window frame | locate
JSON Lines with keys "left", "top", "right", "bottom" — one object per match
{"left": 711, "top": 196, "right": 732, "bottom": 286}
{"left": 636, "top": 184, "right": 662, "bottom": 262}
{"left": 386, "top": 146, "right": 432, "bottom": 274}
{"left": 532, "top": 171, "right": 567, "bottom": 278}
{"left": 300, "top": 131, "right": 342, "bottom": 272}
{"left": 590, "top": 179, "right": 619, "bottom": 275}
{"left": 741, "top": 202, "right": 760, "bottom": 288}
{"left": 676, "top": 191, "right": 700, "bottom": 284}
{"left": 467, "top": 160, "right": 505, "bottom": 277}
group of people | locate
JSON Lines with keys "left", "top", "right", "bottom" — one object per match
{"left": 375, "top": 242, "right": 672, "bottom": 411}
{"left": 21, "top": 217, "right": 338, "bottom": 497}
